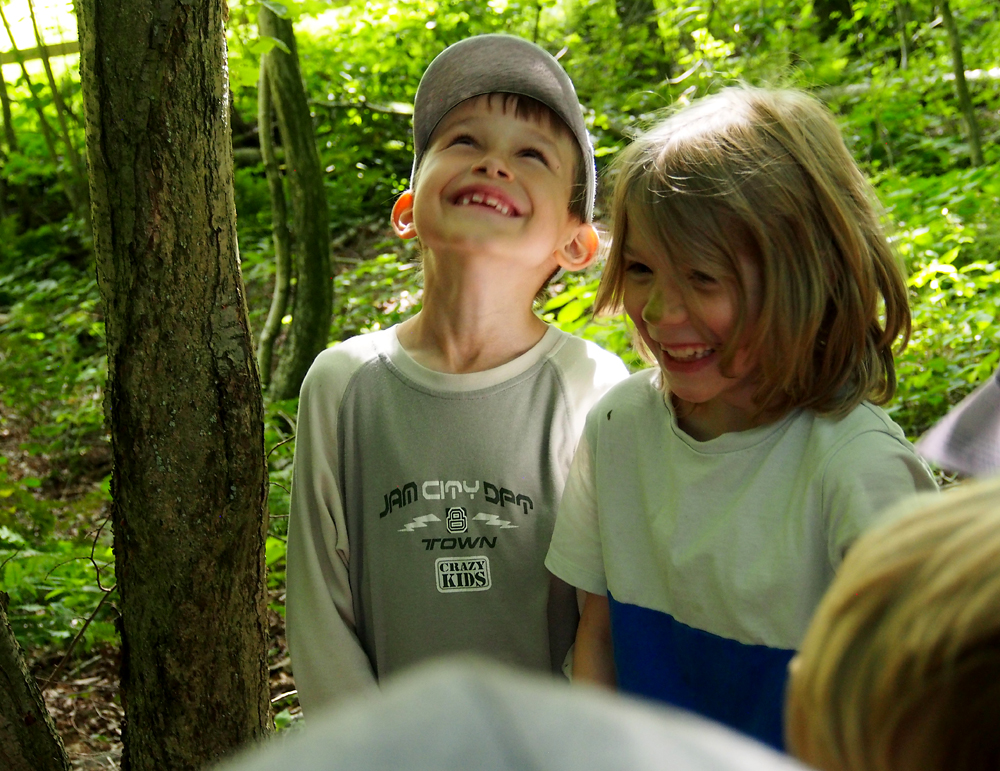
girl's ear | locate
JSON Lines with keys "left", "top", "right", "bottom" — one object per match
{"left": 554, "top": 222, "right": 599, "bottom": 273}
{"left": 391, "top": 192, "right": 417, "bottom": 240}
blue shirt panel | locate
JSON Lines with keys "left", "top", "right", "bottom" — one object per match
{"left": 608, "top": 593, "right": 794, "bottom": 751}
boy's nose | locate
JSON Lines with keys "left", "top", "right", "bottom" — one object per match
{"left": 475, "top": 155, "right": 512, "bottom": 180}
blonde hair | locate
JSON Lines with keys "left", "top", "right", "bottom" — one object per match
{"left": 786, "top": 477, "right": 1000, "bottom": 771}
{"left": 596, "top": 87, "right": 910, "bottom": 418}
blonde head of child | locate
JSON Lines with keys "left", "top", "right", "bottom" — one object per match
{"left": 596, "top": 87, "right": 910, "bottom": 437}
{"left": 785, "top": 476, "right": 1000, "bottom": 771}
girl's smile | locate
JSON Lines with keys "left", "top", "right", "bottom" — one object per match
{"left": 622, "top": 225, "right": 763, "bottom": 439}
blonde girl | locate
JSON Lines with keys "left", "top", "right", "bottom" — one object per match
{"left": 544, "top": 87, "right": 937, "bottom": 749}
{"left": 786, "top": 476, "right": 1000, "bottom": 771}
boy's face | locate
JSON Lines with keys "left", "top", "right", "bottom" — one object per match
{"left": 401, "top": 96, "right": 583, "bottom": 269}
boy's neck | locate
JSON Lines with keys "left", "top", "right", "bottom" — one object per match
{"left": 397, "top": 254, "right": 552, "bottom": 374}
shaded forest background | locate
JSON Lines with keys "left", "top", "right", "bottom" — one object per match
{"left": 0, "top": 0, "right": 998, "bottom": 766}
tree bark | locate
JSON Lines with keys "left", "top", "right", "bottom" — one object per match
{"left": 0, "top": 593, "right": 70, "bottom": 771}
{"left": 940, "top": 0, "right": 984, "bottom": 167}
{"left": 77, "top": 1, "right": 272, "bottom": 769}
{"left": 256, "top": 63, "right": 292, "bottom": 391}
{"left": 259, "top": 8, "right": 332, "bottom": 400}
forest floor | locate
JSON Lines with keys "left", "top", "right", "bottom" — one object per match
{"left": 2, "top": 403, "right": 301, "bottom": 770}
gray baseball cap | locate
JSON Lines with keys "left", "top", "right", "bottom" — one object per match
{"left": 917, "top": 364, "right": 1000, "bottom": 477}
{"left": 411, "top": 34, "right": 596, "bottom": 222}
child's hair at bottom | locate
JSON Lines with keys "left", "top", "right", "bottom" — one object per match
{"left": 786, "top": 477, "right": 1000, "bottom": 771}
{"left": 596, "top": 86, "right": 910, "bottom": 418}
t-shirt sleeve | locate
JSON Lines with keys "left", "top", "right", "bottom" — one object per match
{"left": 285, "top": 352, "right": 377, "bottom": 714}
{"left": 545, "top": 424, "right": 608, "bottom": 595}
{"left": 823, "top": 428, "right": 939, "bottom": 566}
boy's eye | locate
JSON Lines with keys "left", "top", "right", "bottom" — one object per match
{"left": 448, "top": 134, "right": 476, "bottom": 147}
{"left": 520, "top": 147, "right": 550, "bottom": 166}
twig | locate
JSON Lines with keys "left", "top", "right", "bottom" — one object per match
{"left": 0, "top": 546, "right": 22, "bottom": 572}
{"left": 43, "top": 584, "right": 117, "bottom": 691}
{"left": 266, "top": 435, "right": 295, "bottom": 461}
{"left": 269, "top": 481, "right": 290, "bottom": 495}
{"left": 271, "top": 689, "right": 298, "bottom": 703}
{"left": 90, "top": 514, "right": 113, "bottom": 592}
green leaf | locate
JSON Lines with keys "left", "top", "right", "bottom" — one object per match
{"left": 260, "top": 1, "right": 289, "bottom": 18}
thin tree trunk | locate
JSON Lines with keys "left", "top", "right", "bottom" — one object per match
{"left": 256, "top": 63, "right": 293, "bottom": 391}
{"left": 0, "top": 63, "right": 17, "bottom": 152}
{"left": 77, "top": 0, "right": 272, "bottom": 768}
{"left": 896, "top": 1, "right": 910, "bottom": 69}
{"left": 259, "top": 7, "right": 332, "bottom": 400}
{"left": 940, "top": 0, "right": 984, "bottom": 166}
{"left": 0, "top": 593, "right": 70, "bottom": 771}
{"left": 27, "top": 0, "right": 88, "bottom": 210}
{"left": 0, "top": 4, "right": 82, "bottom": 217}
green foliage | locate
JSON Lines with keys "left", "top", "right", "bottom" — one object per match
{"left": 882, "top": 162, "right": 1000, "bottom": 436}
{"left": 0, "top": 0, "right": 998, "bottom": 669}
{"left": 1, "top": 528, "right": 117, "bottom": 653}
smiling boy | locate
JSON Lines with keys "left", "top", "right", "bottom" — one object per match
{"left": 285, "top": 35, "right": 628, "bottom": 714}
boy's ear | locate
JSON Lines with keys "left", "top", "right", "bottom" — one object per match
{"left": 391, "top": 192, "right": 418, "bottom": 240}
{"left": 554, "top": 222, "right": 599, "bottom": 273}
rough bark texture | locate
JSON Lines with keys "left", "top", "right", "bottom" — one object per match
{"left": 0, "top": 593, "right": 70, "bottom": 771}
{"left": 77, "top": 2, "right": 272, "bottom": 769}
{"left": 255, "top": 63, "right": 293, "bottom": 391}
{"left": 940, "top": 0, "right": 984, "bottom": 167}
{"left": 259, "top": 8, "right": 332, "bottom": 400}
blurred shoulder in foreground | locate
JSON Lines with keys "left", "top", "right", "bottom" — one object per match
{"left": 216, "top": 658, "right": 808, "bottom": 771}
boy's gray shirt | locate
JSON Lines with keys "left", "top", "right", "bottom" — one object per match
{"left": 285, "top": 325, "right": 628, "bottom": 714}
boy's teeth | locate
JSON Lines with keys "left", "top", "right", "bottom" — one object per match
{"left": 664, "top": 346, "right": 714, "bottom": 362}
{"left": 457, "top": 193, "right": 511, "bottom": 215}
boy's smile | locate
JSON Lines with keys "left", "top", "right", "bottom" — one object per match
{"left": 404, "top": 95, "right": 581, "bottom": 266}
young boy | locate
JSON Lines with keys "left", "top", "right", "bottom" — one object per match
{"left": 786, "top": 475, "right": 1000, "bottom": 771}
{"left": 285, "top": 34, "right": 628, "bottom": 715}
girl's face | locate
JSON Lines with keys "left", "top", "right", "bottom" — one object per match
{"left": 621, "top": 222, "right": 763, "bottom": 439}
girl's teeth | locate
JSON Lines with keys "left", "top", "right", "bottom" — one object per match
{"left": 664, "top": 346, "right": 714, "bottom": 362}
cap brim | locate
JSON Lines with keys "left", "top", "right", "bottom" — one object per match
{"left": 916, "top": 366, "right": 1000, "bottom": 477}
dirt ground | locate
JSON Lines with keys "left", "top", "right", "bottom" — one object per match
{"left": 29, "top": 598, "right": 300, "bottom": 770}
{"left": 3, "top": 405, "right": 300, "bottom": 769}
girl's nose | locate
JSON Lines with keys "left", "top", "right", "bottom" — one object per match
{"left": 642, "top": 282, "right": 687, "bottom": 326}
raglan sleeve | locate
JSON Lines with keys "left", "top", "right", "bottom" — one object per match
{"left": 823, "top": 426, "right": 939, "bottom": 567}
{"left": 545, "top": 413, "right": 608, "bottom": 596}
{"left": 285, "top": 352, "right": 377, "bottom": 715}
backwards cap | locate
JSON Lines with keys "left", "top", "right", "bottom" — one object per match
{"left": 411, "top": 34, "right": 596, "bottom": 222}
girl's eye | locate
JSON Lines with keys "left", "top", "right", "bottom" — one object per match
{"left": 689, "top": 270, "right": 717, "bottom": 286}
{"left": 625, "top": 260, "right": 652, "bottom": 276}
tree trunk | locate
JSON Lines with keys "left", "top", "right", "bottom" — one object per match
{"left": 27, "top": 0, "right": 89, "bottom": 216}
{"left": 0, "top": 593, "right": 70, "bottom": 771}
{"left": 896, "top": 1, "right": 910, "bottom": 69}
{"left": 0, "top": 62, "right": 17, "bottom": 153}
{"left": 255, "top": 63, "right": 293, "bottom": 391}
{"left": 0, "top": 4, "right": 84, "bottom": 220}
{"left": 77, "top": 1, "right": 272, "bottom": 769}
{"left": 259, "top": 8, "right": 332, "bottom": 400}
{"left": 940, "top": 0, "right": 984, "bottom": 167}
